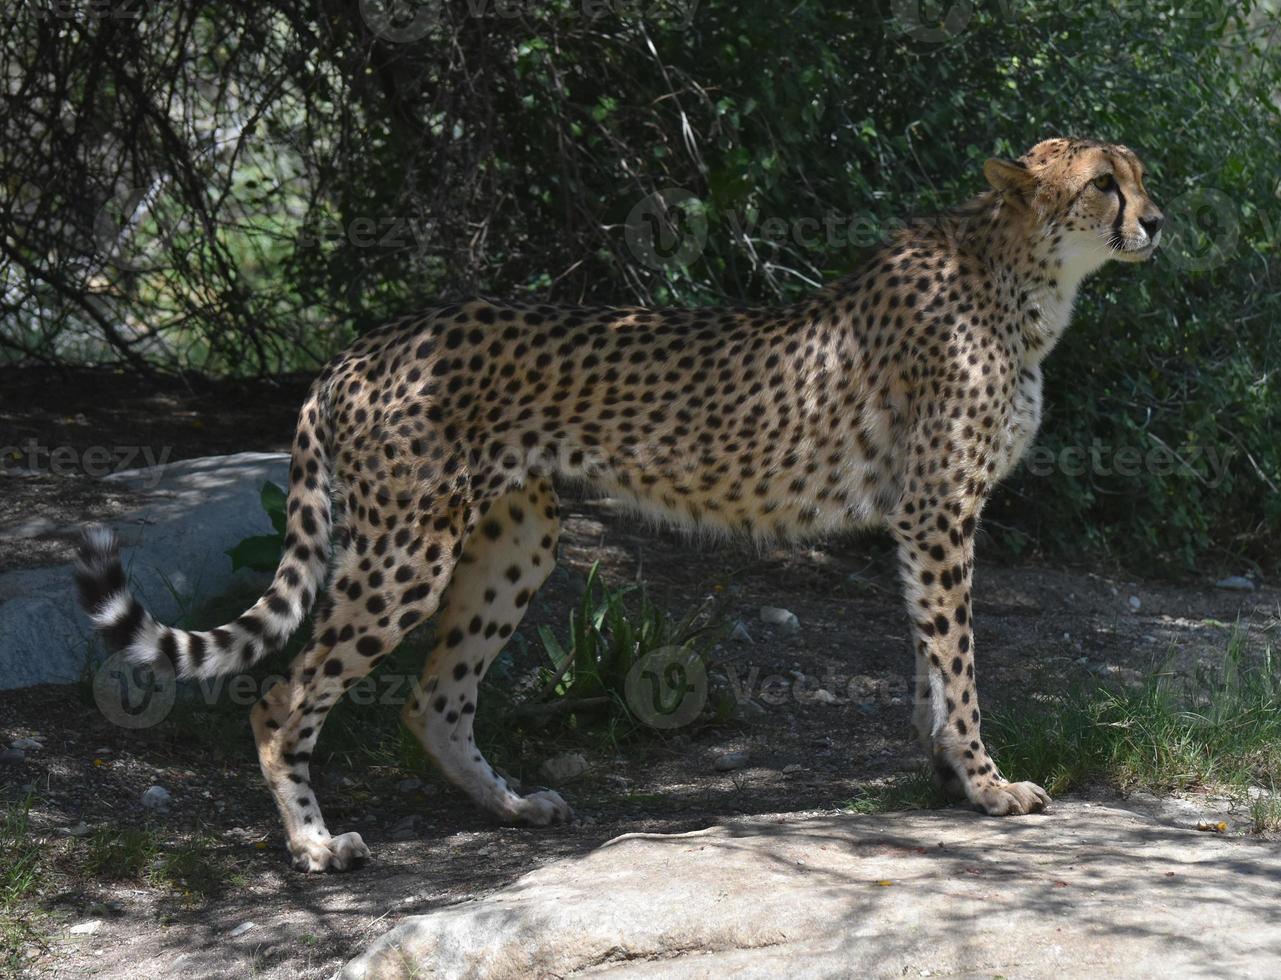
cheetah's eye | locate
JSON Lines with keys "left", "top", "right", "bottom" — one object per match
{"left": 1092, "top": 174, "right": 1117, "bottom": 193}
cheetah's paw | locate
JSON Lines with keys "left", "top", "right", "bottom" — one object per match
{"left": 971, "top": 780, "right": 1051, "bottom": 816}
{"left": 515, "top": 789, "right": 573, "bottom": 826}
{"left": 289, "top": 831, "right": 372, "bottom": 873}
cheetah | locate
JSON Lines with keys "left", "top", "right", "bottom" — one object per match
{"left": 76, "top": 137, "right": 1163, "bottom": 872}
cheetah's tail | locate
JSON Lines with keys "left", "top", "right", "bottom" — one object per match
{"left": 74, "top": 383, "right": 334, "bottom": 679}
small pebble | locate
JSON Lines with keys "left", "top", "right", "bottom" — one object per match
{"left": 58, "top": 821, "right": 91, "bottom": 838}
{"left": 729, "top": 621, "right": 754, "bottom": 643}
{"left": 783, "top": 764, "right": 803, "bottom": 775}
{"left": 11, "top": 737, "right": 43, "bottom": 752}
{"left": 759, "top": 606, "right": 801, "bottom": 632}
{"left": 810, "top": 689, "right": 839, "bottom": 705}
{"left": 540, "top": 752, "right": 589, "bottom": 784}
{"left": 1215, "top": 575, "right": 1255, "bottom": 592}
{"left": 1127, "top": 595, "right": 1142, "bottom": 612}
{"left": 397, "top": 778, "right": 424, "bottom": 794}
{"left": 713, "top": 750, "right": 751, "bottom": 772}
{"left": 228, "top": 921, "right": 255, "bottom": 938}
{"left": 69, "top": 920, "right": 102, "bottom": 936}
{"left": 141, "top": 785, "right": 171, "bottom": 810}
{"left": 0, "top": 748, "right": 24, "bottom": 765}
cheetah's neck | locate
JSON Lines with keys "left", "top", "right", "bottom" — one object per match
{"left": 983, "top": 200, "right": 1110, "bottom": 367}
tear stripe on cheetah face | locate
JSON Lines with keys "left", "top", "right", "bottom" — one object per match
{"left": 74, "top": 137, "right": 1158, "bottom": 868}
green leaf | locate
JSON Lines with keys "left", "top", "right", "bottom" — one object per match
{"left": 227, "top": 534, "right": 284, "bottom": 574}
{"left": 260, "top": 481, "right": 288, "bottom": 536}
{"left": 538, "top": 625, "right": 568, "bottom": 667}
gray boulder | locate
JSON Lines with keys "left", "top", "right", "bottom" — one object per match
{"left": 342, "top": 801, "right": 1281, "bottom": 979}
{"left": 0, "top": 453, "right": 287, "bottom": 689}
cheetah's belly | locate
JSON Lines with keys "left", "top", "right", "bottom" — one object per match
{"left": 545, "top": 394, "right": 907, "bottom": 542}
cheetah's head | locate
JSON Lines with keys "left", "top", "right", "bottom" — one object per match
{"left": 983, "top": 138, "right": 1163, "bottom": 267}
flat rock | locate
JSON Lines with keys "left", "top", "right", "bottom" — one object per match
{"left": 1215, "top": 575, "right": 1256, "bottom": 592}
{"left": 342, "top": 801, "right": 1281, "bottom": 979}
{"left": 0, "top": 453, "right": 288, "bottom": 689}
{"left": 712, "top": 750, "right": 750, "bottom": 772}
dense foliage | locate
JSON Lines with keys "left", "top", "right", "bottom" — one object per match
{"left": 1, "top": 0, "right": 1277, "bottom": 570}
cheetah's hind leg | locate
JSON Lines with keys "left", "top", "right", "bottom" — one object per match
{"left": 251, "top": 515, "right": 463, "bottom": 871}
{"left": 402, "top": 477, "right": 571, "bottom": 825}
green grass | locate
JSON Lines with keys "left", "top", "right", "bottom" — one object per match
{"left": 987, "top": 628, "right": 1281, "bottom": 813}
{"left": 1249, "top": 792, "right": 1281, "bottom": 834}
{"left": 1, "top": 795, "right": 47, "bottom": 971}
{"left": 2, "top": 800, "right": 244, "bottom": 969}
{"left": 843, "top": 768, "right": 950, "bottom": 815}
{"left": 154, "top": 835, "right": 243, "bottom": 897}
{"left": 81, "top": 826, "right": 239, "bottom": 899}
{"left": 81, "top": 826, "right": 160, "bottom": 881}
{"left": 844, "top": 627, "right": 1281, "bottom": 825}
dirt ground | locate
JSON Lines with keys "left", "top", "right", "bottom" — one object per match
{"left": 1, "top": 369, "right": 1277, "bottom": 978}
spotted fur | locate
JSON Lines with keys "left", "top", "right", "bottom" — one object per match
{"left": 75, "top": 138, "right": 1162, "bottom": 871}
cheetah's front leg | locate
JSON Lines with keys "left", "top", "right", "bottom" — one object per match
{"left": 892, "top": 498, "right": 1050, "bottom": 816}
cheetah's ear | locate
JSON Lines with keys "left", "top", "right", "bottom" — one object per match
{"left": 982, "top": 158, "right": 1036, "bottom": 206}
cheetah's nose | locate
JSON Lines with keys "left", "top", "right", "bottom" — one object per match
{"left": 1139, "top": 213, "right": 1164, "bottom": 238}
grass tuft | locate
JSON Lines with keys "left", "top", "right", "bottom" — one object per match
{"left": 81, "top": 826, "right": 160, "bottom": 881}
{"left": 1, "top": 795, "right": 47, "bottom": 971}
{"left": 988, "top": 628, "right": 1281, "bottom": 815}
{"left": 844, "top": 768, "right": 950, "bottom": 815}
{"left": 81, "top": 826, "right": 237, "bottom": 899}
{"left": 844, "top": 627, "right": 1281, "bottom": 825}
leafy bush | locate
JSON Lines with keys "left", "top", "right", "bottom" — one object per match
{"left": 8, "top": 1, "right": 1274, "bottom": 570}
